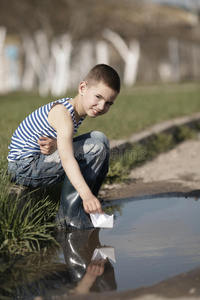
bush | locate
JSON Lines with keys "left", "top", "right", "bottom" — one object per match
{"left": 146, "top": 132, "right": 174, "bottom": 158}
{"left": 175, "top": 126, "right": 197, "bottom": 143}
{"left": 105, "top": 143, "right": 147, "bottom": 184}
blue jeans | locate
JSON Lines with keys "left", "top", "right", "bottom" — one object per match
{"left": 8, "top": 131, "right": 110, "bottom": 229}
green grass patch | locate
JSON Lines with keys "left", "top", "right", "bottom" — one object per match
{"left": 0, "top": 159, "right": 59, "bottom": 256}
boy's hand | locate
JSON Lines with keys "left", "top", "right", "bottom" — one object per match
{"left": 83, "top": 195, "right": 103, "bottom": 214}
{"left": 38, "top": 136, "right": 57, "bottom": 155}
{"left": 86, "top": 259, "right": 107, "bottom": 277}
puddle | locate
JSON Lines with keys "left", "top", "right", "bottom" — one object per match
{"left": 100, "top": 196, "right": 200, "bottom": 291}
{"left": 1, "top": 196, "right": 200, "bottom": 299}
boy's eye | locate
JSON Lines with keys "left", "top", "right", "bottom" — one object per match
{"left": 107, "top": 102, "right": 113, "bottom": 106}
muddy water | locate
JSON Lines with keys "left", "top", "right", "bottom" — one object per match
{"left": 1, "top": 196, "right": 200, "bottom": 299}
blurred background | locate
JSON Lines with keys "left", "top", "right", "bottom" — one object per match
{"left": 0, "top": 0, "right": 200, "bottom": 97}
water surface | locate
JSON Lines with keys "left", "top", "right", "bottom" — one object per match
{"left": 99, "top": 196, "right": 200, "bottom": 291}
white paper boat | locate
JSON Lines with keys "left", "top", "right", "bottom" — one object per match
{"left": 91, "top": 247, "right": 116, "bottom": 263}
{"left": 90, "top": 213, "right": 114, "bottom": 228}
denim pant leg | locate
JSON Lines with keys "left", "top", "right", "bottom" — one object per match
{"left": 73, "top": 130, "right": 110, "bottom": 191}
{"left": 8, "top": 151, "right": 65, "bottom": 188}
{"left": 56, "top": 131, "right": 110, "bottom": 229}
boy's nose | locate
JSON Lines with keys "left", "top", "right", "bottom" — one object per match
{"left": 98, "top": 100, "right": 105, "bottom": 111}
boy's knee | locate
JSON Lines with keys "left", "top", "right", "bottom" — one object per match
{"left": 74, "top": 131, "right": 110, "bottom": 165}
{"left": 90, "top": 131, "right": 110, "bottom": 151}
{"left": 82, "top": 134, "right": 109, "bottom": 167}
{"left": 83, "top": 139, "right": 106, "bottom": 158}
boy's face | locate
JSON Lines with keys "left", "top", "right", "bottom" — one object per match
{"left": 79, "top": 81, "right": 118, "bottom": 118}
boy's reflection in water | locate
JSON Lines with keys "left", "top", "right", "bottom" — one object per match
{"left": 53, "top": 228, "right": 117, "bottom": 297}
{"left": 71, "top": 257, "right": 108, "bottom": 295}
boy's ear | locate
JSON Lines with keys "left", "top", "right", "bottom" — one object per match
{"left": 78, "top": 81, "right": 87, "bottom": 95}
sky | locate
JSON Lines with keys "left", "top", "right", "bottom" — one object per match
{"left": 147, "top": 0, "right": 200, "bottom": 10}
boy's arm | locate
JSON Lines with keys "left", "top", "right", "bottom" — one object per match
{"left": 48, "top": 104, "right": 103, "bottom": 215}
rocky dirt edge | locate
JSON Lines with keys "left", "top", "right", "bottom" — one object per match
{"left": 100, "top": 112, "right": 200, "bottom": 202}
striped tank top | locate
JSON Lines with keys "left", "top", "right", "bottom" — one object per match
{"left": 7, "top": 98, "right": 84, "bottom": 161}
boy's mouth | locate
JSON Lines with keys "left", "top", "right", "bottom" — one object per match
{"left": 92, "top": 108, "right": 99, "bottom": 116}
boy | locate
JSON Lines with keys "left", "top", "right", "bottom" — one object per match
{"left": 7, "top": 64, "right": 120, "bottom": 229}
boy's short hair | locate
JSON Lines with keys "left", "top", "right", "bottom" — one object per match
{"left": 84, "top": 64, "right": 121, "bottom": 93}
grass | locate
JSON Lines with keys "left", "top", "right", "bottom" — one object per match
{"left": 0, "top": 160, "right": 59, "bottom": 255}
{"left": 1, "top": 82, "right": 200, "bottom": 254}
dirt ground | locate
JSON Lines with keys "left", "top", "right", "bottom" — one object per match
{"left": 101, "top": 138, "right": 200, "bottom": 201}
{"left": 97, "top": 138, "right": 200, "bottom": 300}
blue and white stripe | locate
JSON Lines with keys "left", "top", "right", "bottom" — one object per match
{"left": 7, "top": 98, "right": 84, "bottom": 161}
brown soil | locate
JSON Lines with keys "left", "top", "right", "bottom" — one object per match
{"left": 101, "top": 139, "right": 200, "bottom": 201}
